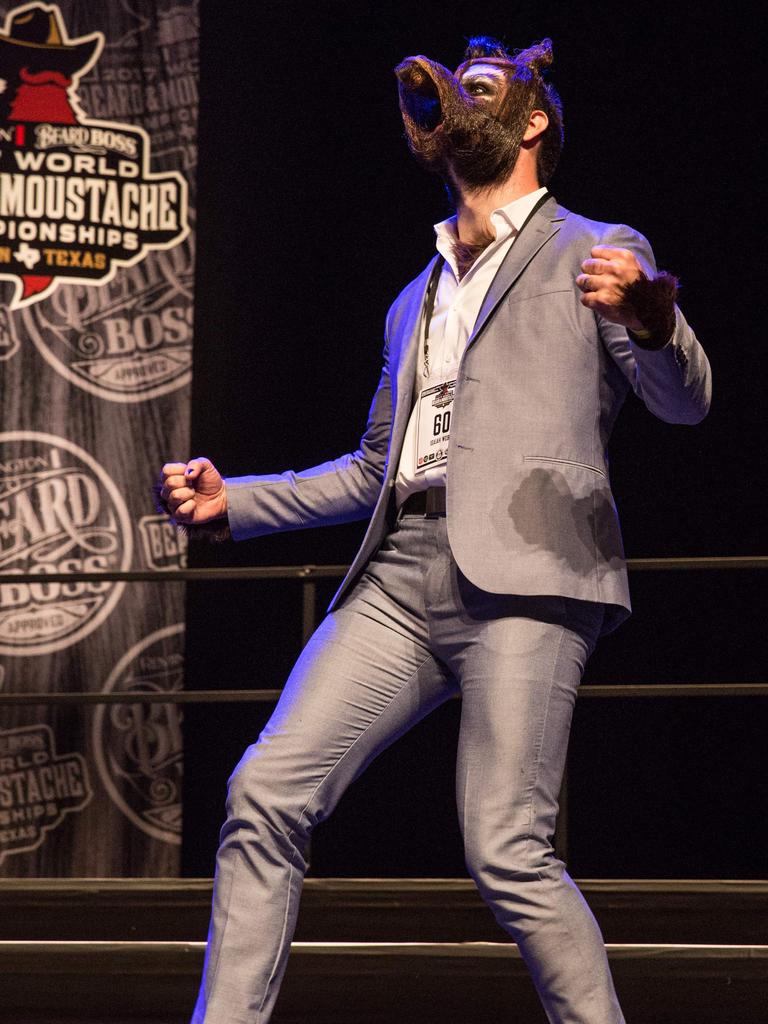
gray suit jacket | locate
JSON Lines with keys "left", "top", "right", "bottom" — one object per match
{"left": 226, "top": 196, "right": 711, "bottom": 633}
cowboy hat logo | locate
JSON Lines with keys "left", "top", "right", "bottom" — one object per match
{"left": 0, "top": 2, "right": 188, "bottom": 309}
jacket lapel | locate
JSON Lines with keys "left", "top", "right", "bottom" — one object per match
{"left": 467, "top": 196, "right": 565, "bottom": 349}
{"left": 386, "top": 199, "right": 565, "bottom": 475}
{"left": 388, "top": 257, "right": 439, "bottom": 461}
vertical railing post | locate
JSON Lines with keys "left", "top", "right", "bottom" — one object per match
{"left": 301, "top": 578, "right": 317, "bottom": 648}
{"left": 555, "top": 762, "right": 570, "bottom": 865}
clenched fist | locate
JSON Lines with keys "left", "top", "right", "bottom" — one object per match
{"left": 158, "top": 457, "right": 227, "bottom": 525}
{"left": 575, "top": 246, "right": 645, "bottom": 331}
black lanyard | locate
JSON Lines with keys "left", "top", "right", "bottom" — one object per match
{"left": 421, "top": 255, "right": 445, "bottom": 378}
{"left": 421, "top": 189, "right": 551, "bottom": 377}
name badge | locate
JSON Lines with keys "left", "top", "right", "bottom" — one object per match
{"left": 415, "top": 374, "right": 456, "bottom": 474}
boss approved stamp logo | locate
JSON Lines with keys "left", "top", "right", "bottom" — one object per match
{"left": 0, "top": 723, "right": 92, "bottom": 864}
{"left": 19, "top": 243, "right": 194, "bottom": 402}
{"left": 0, "top": 431, "right": 132, "bottom": 656}
{"left": 93, "top": 624, "right": 183, "bottom": 844}
{"left": 0, "top": 3, "right": 189, "bottom": 312}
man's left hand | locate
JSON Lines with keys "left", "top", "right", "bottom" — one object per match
{"left": 576, "top": 246, "right": 645, "bottom": 331}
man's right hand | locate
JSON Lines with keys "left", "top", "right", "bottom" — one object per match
{"left": 159, "top": 457, "right": 227, "bottom": 525}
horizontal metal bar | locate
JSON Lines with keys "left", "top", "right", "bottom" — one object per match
{"left": 1, "top": 683, "right": 765, "bottom": 706}
{"left": 0, "top": 689, "right": 284, "bottom": 705}
{"left": 626, "top": 556, "right": 768, "bottom": 571}
{"left": 0, "top": 565, "right": 350, "bottom": 584}
{"left": 0, "top": 555, "right": 764, "bottom": 585}
{"left": 0, "top": 877, "right": 765, "bottom": 895}
{"left": 0, "top": 876, "right": 765, "bottom": 892}
{"left": 578, "top": 683, "right": 768, "bottom": 698}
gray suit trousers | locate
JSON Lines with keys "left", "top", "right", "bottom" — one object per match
{"left": 192, "top": 514, "right": 625, "bottom": 1024}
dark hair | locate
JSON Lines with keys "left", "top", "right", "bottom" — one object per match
{"left": 463, "top": 35, "right": 564, "bottom": 184}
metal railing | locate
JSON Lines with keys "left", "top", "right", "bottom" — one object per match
{"left": 0, "top": 555, "right": 765, "bottom": 708}
{"left": 1, "top": 555, "right": 765, "bottom": 863}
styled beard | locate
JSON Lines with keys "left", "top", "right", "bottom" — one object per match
{"left": 395, "top": 41, "right": 553, "bottom": 196}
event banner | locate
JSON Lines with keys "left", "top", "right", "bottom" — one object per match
{"left": 0, "top": 1, "right": 197, "bottom": 875}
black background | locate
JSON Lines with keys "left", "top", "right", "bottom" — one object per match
{"left": 182, "top": 1, "right": 765, "bottom": 879}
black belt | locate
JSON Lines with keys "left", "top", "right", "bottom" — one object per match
{"left": 399, "top": 487, "right": 446, "bottom": 518}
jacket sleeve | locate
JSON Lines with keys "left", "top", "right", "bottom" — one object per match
{"left": 225, "top": 338, "right": 393, "bottom": 540}
{"left": 597, "top": 224, "right": 712, "bottom": 425}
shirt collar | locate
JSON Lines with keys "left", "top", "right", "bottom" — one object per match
{"left": 434, "top": 185, "right": 548, "bottom": 274}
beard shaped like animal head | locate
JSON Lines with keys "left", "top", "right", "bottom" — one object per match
{"left": 395, "top": 36, "right": 563, "bottom": 196}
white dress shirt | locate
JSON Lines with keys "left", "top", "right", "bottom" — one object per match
{"left": 394, "top": 186, "right": 548, "bottom": 506}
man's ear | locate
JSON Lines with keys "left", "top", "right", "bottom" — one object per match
{"left": 522, "top": 109, "right": 549, "bottom": 143}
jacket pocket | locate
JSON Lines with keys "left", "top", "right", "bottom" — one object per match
{"left": 523, "top": 455, "right": 606, "bottom": 479}
{"left": 505, "top": 286, "right": 575, "bottom": 307}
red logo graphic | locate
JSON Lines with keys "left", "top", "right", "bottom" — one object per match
{"left": 0, "top": 3, "right": 189, "bottom": 308}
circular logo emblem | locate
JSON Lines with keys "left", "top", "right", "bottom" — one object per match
{"left": 0, "top": 431, "right": 132, "bottom": 655}
{"left": 18, "top": 245, "right": 193, "bottom": 403}
{"left": 93, "top": 624, "right": 184, "bottom": 844}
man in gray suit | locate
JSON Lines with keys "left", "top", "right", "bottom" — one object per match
{"left": 161, "top": 36, "right": 710, "bottom": 1024}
